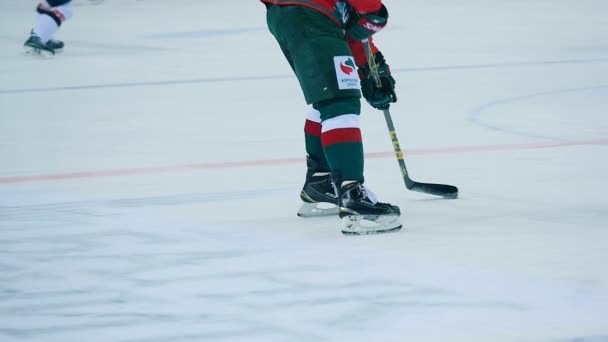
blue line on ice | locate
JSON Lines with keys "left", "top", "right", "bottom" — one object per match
{"left": 142, "top": 27, "right": 268, "bottom": 39}
{"left": 1, "top": 58, "right": 607, "bottom": 95}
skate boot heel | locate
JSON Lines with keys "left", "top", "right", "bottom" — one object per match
{"left": 297, "top": 157, "right": 339, "bottom": 217}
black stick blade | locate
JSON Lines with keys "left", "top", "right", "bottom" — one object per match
{"left": 410, "top": 182, "right": 459, "bottom": 199}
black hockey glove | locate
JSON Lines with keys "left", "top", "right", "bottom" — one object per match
{"left": 358, "top": 51, "right": 397, "bottom": 110}
{"left": 344, "top": 4, "right": 389, "bottom": 41}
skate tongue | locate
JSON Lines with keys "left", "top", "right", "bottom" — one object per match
{"left": 341, "top": 181, "right": 379, "bottom": 204}
{"left": 361, "top": 185, "right": 378, "bottom": 204}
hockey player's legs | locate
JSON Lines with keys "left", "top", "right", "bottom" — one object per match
{"left": 309, "top": 94, "right": 402, "bottom": 234}
{"left": 266, "top": 4, "right": 363, "bottom": 179}
{"left": 34, "top": 0, "right": 74, "bottom": 42}
{"left": 267, "top": 5, "right": 348, "bottom": 216}
{"left": 281, "top": 16, "right": 364, "bottom": 181}
{"left": 265, "top": 4, "right": 401, "bottom": 233}
{"left": 25, "top": 0, "right": 73, "bottom": 56}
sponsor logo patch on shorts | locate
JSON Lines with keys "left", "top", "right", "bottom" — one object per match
{"left": 334, "top": 56, "right": 360, "bottom": 90}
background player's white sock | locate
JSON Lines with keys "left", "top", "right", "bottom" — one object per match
{"left": 33, "top": 14, "right": 59, "bottom": 43}
{"left": 32, "top": 2, "right": 74, "bottom": 43}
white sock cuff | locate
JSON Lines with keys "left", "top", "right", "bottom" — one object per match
{"left": 306, "top": 108, "right": 321, "bottom": 123}
{"left": 321, "top": 114, "right": 360, "bottom": 133}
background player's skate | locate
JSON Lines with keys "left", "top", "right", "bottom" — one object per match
{"left": 24, "top": 1, "right": 73, "bottom": 56}
{"left": 23, "top": 34, "right": 55, "bottom": 56}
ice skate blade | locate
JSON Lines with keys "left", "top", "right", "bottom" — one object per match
{"left": 297, "top": 202, "right": 338, "bottom": 218}
{"left": 341, "top": 214, "right": 402, "bottom": 235}
{"left": 23, "top": 46, "right": 54, "bottom": 57}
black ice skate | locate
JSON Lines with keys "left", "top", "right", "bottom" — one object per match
{"left": 28, "top": 30, "right": 63, "bottom": 52}
{"left": 46, "top": 39, "right": 64, "bottom": 52}
{"left": 338, "top": 181, "right": 402, "bottom": 235}
{"left": 297, "top": 157, "right": 339, "bottom": 217}
{"left": 24, "top": 35, "right": 55, "bottom": 56}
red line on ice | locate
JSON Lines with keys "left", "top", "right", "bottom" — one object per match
{"left": 1, "top": 139, "right": 607, "bottom": 184}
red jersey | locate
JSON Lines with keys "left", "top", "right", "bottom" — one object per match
{"left": 261, "top": 0, "right": 381, "bottom": 65}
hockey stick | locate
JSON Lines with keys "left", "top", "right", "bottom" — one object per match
{"left": 362, "top": 40, "right": 458, "bottom": 199}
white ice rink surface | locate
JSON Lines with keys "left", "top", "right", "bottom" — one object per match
{"left": 1, "top": 0, "right": 608, "bottom": 341}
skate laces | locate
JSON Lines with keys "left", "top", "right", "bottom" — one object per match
{"left": 331, "top": 181, "right": 338, "bottom": 197}
{"left": 361, "top": 185, "right": 379, "bottom": 204}
{"left": 310, "top": 172, "right": 338, "bottom": 198}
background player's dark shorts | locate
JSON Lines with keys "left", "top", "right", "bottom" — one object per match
{"left": 266, "top": 4, "right": 361, "bottom": 105}
{"left": 48, "top": 0, "right": 72, "bottom": 6}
